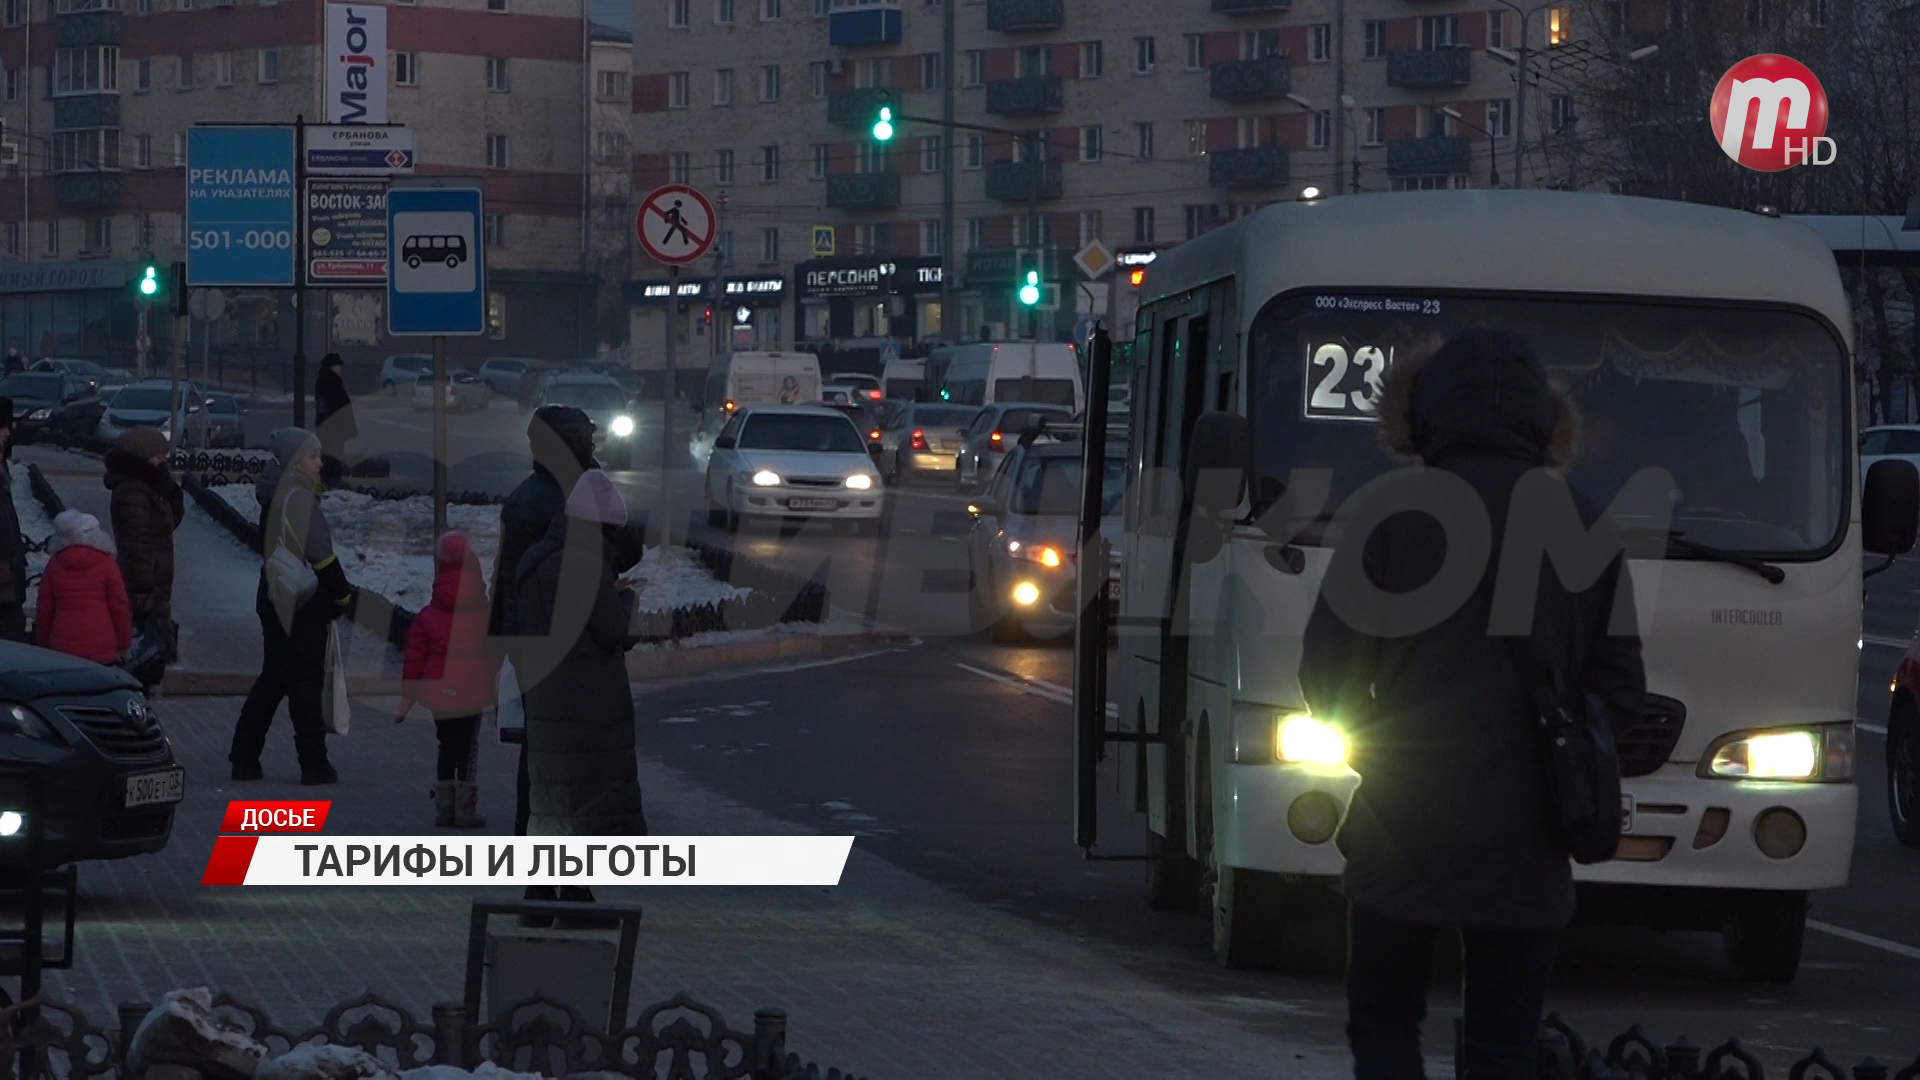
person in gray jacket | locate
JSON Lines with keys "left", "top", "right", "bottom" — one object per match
{"left": 229, "top": 428, "right": 355, "bottom": 785}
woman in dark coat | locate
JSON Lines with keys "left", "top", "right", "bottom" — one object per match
{"left": 515, "top": 468, "right": 647, "bottom": 843}
{"left": 314, "top": 354, "right": 357, "bottom": 488}
{"left": 105, "top": 426, "right": 185, "bottom": 686}
{"left": 1298, "top": 329, "right": 1646, "bottom": 1077}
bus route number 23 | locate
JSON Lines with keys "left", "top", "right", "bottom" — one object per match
{"left": 1306, "top": 343, "right": 1395, "bottom": 420}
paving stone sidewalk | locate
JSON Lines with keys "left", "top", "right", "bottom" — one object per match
{"left": 41, "top": 694, "right": 1350, "bottom": 1079}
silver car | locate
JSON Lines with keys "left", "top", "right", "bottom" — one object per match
{"left": 877, "top": 403, "right": 980, "bottom": 485}
{"left": 953, "top": 403, "right": 1074, "bottom": 493}
{"left": 99, "top": 380, "right": 212, "bottom": 448}
{"left": 966, "top": 439, "right": 1127, "bottom": 642}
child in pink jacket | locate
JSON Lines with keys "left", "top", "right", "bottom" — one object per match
{"left": 36, "top": 511, "right": 132, "bottom": 665}
{"left": 396, "top": 532, "right": 499, "bottom": 828}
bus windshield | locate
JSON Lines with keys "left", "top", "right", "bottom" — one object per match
{"left": 1247, "top": 292, "right": 1849, "bottom": 557}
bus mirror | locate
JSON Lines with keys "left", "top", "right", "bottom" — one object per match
{"left": 1863, "top": 458, "right": 1920, "bottom": 556}
{"left": 1185, "top": 411, "right": 1251, "bottom": 517}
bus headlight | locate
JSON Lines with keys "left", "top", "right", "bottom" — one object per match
{"left": 1700, "top": 725, "right": 1852, "bottom": 781}
{"left": 751, "top": 470, "right": 781, "bottom": 487}
{"left": 1277, "top": 714, "right": 1347, "bottom": 766}
{"left": 610, "top": 415, "right": 635, "bottom": 438}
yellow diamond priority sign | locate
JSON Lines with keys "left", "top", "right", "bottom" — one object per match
{"left": 1074, "top": 239, "right": 1115, "bottom": 281}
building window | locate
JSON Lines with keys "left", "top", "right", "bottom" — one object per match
{"left": 669, "top": 72, "right": 690, "bottom": 107}
{"left": 716, "top": 148, "right": 734, "bottom": 184}
{"left": 1547, "top": 6, "right": 1571, "bottom": 44}
{"left": 1549, "top": 93, "right": 1571, "bottom": 131}
{"left": 670, "top": 151, "right": 691, "bottom": 183}
{"left": 1078, "top": 209, "right": 1101, "bottom": 246}
{"left": 759, "top": 65, "right": 780, "bottom": 102}
{"left": 1426, "top": 106, "right": 1454, "bottom": 137}
{"left": 965, "top": 50, "right": 985, "bottom": 86}
{"left": 55, "top": 47, "right": 120, "bottom": 95}
{"left": 1012, "top": 213, "right": 1046, "bottom": 246}
{"left": 1184, "top": 120, "right": 1206, "bottom": 157}
{"left": 715, "top": 68, "right": 734, "bottom": 106}
{"left": 1134, "top": 36, "right": 1155, "bottom": 74}
{"left": 1184, "top": 34, "right": 1205, "bottom": 71}
{"left": 83, "top": 217, "right": 112, "bottom": 254}
{"left": 487, "top": 293, "right": 506, "bottom": 339}
{"left": 809, "top": 61, "right": 829, "bottom": 98}
{"left": 812, "top": 0, "right": 825, "bottom": 12}
{"left": 53, "top": 129, "right": 121, "bottom": 172}
{"left": 1237, "top": 116, "right": 1261, "bottom": 148}
{"left": 1310, "top": 111, "right": 1331, "bottom": 149}
{"left": 1135, "top": 121, "right": 1154, "bottom": 160}
{"left": 810, "top": 143, "right": 828, "bottom": 178}
{"left": 172, "top": 132, "right": 185, "bottom": 166}
{"left": 487, "top": 0, "right": 507, "bottom": 11}
{"left": 1745, "top": 0, "right": 1767, "bottom": 27}
{"left": 215, "top": 51, "right": 234, "bottom": 87}
{"left": 1133, "top": 207, "right": 1154, "bottom": 244}
{"left": 1603, "top": 0, "right": 1626, "bottom": 36}
{"left": 1363, "top": 108, "right": 1385, "bottom": 146}
{"left": 1309, "top": 24, "right": 1331, "bottom": 61}
{"left": 487, "top": 57, "right": 510, "bottom": 92}
{"left": 762, "top": 144, "right": 780, "bottom": 182}
{"left": 716, "top": 0, "right": 735, "bottom": 22}
{"left": 921, "top": 52, "right": 941, "bottom": 90}
{"left": 2, "top": 224, "right": 15, "bottom": 257}
{"left": 1390, "top": 175, "right": 1470, "bottom": 191}
{"left": 485, "top": 213, "right": 507, "bottom": 246}
{"left": 395, "top": 52, "right": 419, "bottom": 86}
{"left": 135, "top": 133, "right": 152, "bottom": 167}
{"left": 259, "top": 49, "right": 279, "bottom": 84}
{"left": 1183, "top": 205, "right": 1207, "bottom": 240}
{"left": 669, "top": 0, "right": 688, "bottom": 26}
{"left": 134, "top": 58, "right": 152, "bottom": 92}
{"left": 854, "top": 223, "right": 891, "bottom": 255}
{"left": 856, "top": 141, "right": 889, "bottom": 173}
{"left": 1418, "top": 15, "right": 1459, "bottom": 49}
{"left": 598, "top": 69, "right": 628, "bottom": 100}
{"left": 1487, "top": 98, "right": 1512, "bottom": 138}
{"left": 1488, "top": 10, "right": 1513, "bottom": 48}
{"left": 761, "top": 0, "right": 779, "bottom": 18}
{"left": 1667, "top": 0, "right": 1686, "bottom": 27}
{"left": 1081, "top": 41, "right": 1102, "bottom": 78}
{"left": 920, "top": 220, "right": 941, "bottom": 255}
{"left": 3, "top": 0, "right": 21, "bottom": 25}
{"left": 486, "top": 134, "right": 510, "bottom": 168}
{"left": 1079, "top": 125, "right": 1101, "bottom": 162}
{"left": 965, "top": 133, "right": 984, "bottom": 168}
{"left": 5, "top": 69, "right": 21, "bottom": 101}
{"left": 1362, "top": 21, "right": 1386, "bottom": 58}
{"left": 761, "top": 227, "right": 779, "bottom": 263}
{"left": 595, "top": 131, "right": 624, "bottom": 159}
{"left": 44, "top": 221, "right": 59, "bottom": 257}
{"left": 1808, "top": 0, "right": 1826, "bottom": 26}
{"left": 1016, "top": 46, "right": 1048, "bottom": 78}
{"left": 921, "top": 134, "right": 941, "bottom": 172}
{"left": 966, "top": 217, "right": 986, "bottom": 251}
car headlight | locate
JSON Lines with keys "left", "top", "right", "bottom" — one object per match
{"left": 751, "top": 470, "right": 781, "bottom": 487}
{"left": 1011, "top": 581, "right": 1041, "bottom": 606}
{"left": 611, "top": 415, "right": 635, "bottom": 438}
{"left": 0, "top": 811, "right": 21, "bottom": 837}
{"left": 1277, "top": 713, "right": 1348, "bottom": 766}
{"left": 1700, "top": 724, "right": 1853, "bottom": 781}
{"left": 845, "top": 474, "right": 873, "bottom": 491}
{"left": 0, "top": 703, "right": 60, "bottom": 743}
{"left": 26, "top": 408, "right": 48, "bottom": 421}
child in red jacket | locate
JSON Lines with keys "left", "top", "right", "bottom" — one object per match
{"left": 36, "top": 510, "right": 132, "bottom": 666}
{"left": 396, "top": 532, "right": 499, "bottom": 828}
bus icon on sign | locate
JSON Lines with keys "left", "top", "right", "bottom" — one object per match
{"left": 402, "top": 234, "right": 468, "bottom": 270}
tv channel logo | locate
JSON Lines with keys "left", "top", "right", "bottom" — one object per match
{"left": 1710, "top": 54, "right": 1834, "bottom": 171}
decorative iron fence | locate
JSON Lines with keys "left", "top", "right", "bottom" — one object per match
{"left": 1467, "top": 1015, "right": 1920, "bottom": 1080}
{"left": 0, "top": 989, "right": 868, "bottom": 1079}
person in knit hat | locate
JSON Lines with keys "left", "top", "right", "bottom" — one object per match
{"left": 35, "top": 510, "right": 132, "bottom": 665}
{"left": 397, "top": 531, "right": 500, "bottom": 829}
{"left": 512, "top": 468, "right": 646, "bottom": 926}
{"left": 0, "top": 398, "right": 25, "bottom": 643}
{"left": 105, "top": 425, "right": 185, "bottom": 688}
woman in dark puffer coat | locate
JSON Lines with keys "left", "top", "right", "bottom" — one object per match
{"left": 104, "top": 426, "right": 185, "bottom": 686}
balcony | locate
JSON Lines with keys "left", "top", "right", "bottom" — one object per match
{"left": 827, "top": 87, "right": 897, "bottom": 127}
{"left": 1211, "top": 0, "right": 1288, "bottom": 11}
{"left": 1210, "top": 55, "right": 1291, "bottom": 102}
{"left": 55, "top": 9, "right": 120, "bottom": 45}
{"left": 984, "top": 75, "right": 1064, "bottom": 117}
{"left": 826, "top": 170, "right": 902, "bottom": 210}
{"left": 53, "top": 94, "right": 120, "bottom": 129}
{"left": 985, "top": 0, "right": 1063, "bottom": 31}
{"left": 1386, "top": 47, "right": 1472, "bottom": 90}
{"left": 828, "top": 0, "right": 902, "bottom": 47}
{"left": 984, "top": 160, "right": 1063, "bottom": 201}
{"left": 1209, "top": 146, "right": 1290, "bottom": 187}
{"left": 53, "top": 173, "right": 120, "bottom": 210}
{"left": 1387, "top": 135, "right": 1471, "bottom": 176}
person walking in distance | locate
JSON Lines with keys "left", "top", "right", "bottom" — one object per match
{"left": 105, "top": 427, "right": 185, "bottom": 689}
{"left": 396, "top": 532, "right": 499, "bottom": 829}
{"left": 35, "top": 510, "right": 131, "bottom": 665}
{"left": 314, "top": 353, "right": 358, "bottom": 489}
{"left": 1298, "top": 330, "right": 1646, "bottom": 1077}
{"left": 3, "top": 349, "right": 23, "bottom": 377}
{"left": 0, "top": 401, "right": 26, "bottom": 643}
{"left": 229, "top": 428, "right": 354, "bottom": 785}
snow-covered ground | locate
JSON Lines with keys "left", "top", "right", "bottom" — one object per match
{"left": 210, "top": 485, "right": 745, "bottom": 613}
{"left": 10, "top": 463, "right": 52, "bottom": 612}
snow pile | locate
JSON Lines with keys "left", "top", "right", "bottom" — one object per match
{"left": 10, "top": 464, "right": 52, "bottom": 613}
{"left": 210, "top": 486, "right": 744, "bottom": 613}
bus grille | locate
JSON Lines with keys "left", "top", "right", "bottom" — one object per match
{"left": 1613, "top": 694, "right": 1685, "bottom": 778}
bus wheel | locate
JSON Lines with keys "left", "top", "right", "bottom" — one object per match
{"left": 1145, "top": 828, "right": 1201, "bottom": 912}
{"left": 1197, "top": 749, "right": 1288, "bottom": 969}
{"left": 1723, "top": 891, "right": 1806, "bottom": 984}
{"left": 1889, "top": 706, "right": 1920, "bottom": 847}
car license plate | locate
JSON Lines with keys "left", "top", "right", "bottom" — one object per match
{"left": 126, "top": 769, "right": 184, "bottom": 808}
{"left": 787, "top": 498, "right": 837, "bottom": 511}
{"left": 1620, "top": 794, "right": 1635, "bottom": 835}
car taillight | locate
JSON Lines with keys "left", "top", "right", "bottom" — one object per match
{"left": 989, "top": 431, "right": 1003, "bottom": 447}
{"left": 869, "top": 429, "right": 882, "bottom": 440}
{"left": 867, "top": 389, "right": 882, "bottom": 400}
{"left": 910, "top": 429, "right": 927, "bottom": 450}
{"left": 723, "top": 400, "right": 736, "bottom": 412}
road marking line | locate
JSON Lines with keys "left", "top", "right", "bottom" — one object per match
{"left": 955, "top": 663, "right": 1118, "bottom": 716}
{"left": 1807, "top": 919, "right": 1920, "bottom": 962}
{"left": 1864, "top": 634, "right": 1911, "bottom": 650}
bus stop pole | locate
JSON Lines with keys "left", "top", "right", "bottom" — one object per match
{"left": 659, "top": 265, "right": 679, "bottom": 550}
{"left": 432, "top": 335, "right": 448, "bottom": 538}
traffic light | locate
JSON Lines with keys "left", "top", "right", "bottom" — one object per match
{"left": 137, "top": 263, "right": 160, "bottom": 299}
{"left": 171, "top": 261, "right": 188, "bottom": 316}
{"left": 1018, "top": 269, "right": 1042, "bottom": 307}
{"left": 871, "top": 93, "right": 895, "bottom": 142}
{"left": 1128, "top": 268, "right": 1146, "bottom": 287}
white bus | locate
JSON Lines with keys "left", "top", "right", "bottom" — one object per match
{"left": 931, "top": 342, "right": 1084, "bottom": 412}
{"left": 694, "top": 351, "right": 822, "bottom": 462}
{"left": 1079, "top": 191, "right": 1919, "bottom": 983}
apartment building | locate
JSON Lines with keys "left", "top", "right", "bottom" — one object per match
{"left": 628, "top": 0, "right": 1602, "bottom": 357}
{"left": 588, "top": 19, "right": 630, "bottom": 347}
{"left": 0, "top": 0, "right": 595, "bottom": 369}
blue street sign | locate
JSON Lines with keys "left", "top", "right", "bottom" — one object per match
{"left": 185, "top": 127, "right": 297, "bottom": 287}
{"left": 1073, "top": 314, "right": 1095, "bottom": 349}
{"left": 387, "top": 181, "right": 485, "bottom": 336}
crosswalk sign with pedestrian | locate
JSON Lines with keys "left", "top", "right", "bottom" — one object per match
{"left": 812, "top": 226, "right": 835, "bottom": 258}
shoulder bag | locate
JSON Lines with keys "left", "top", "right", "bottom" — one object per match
{"left": 265, "top": 516, "right": 318, "bottom": 624}
{"left": 1501, "top": 635, "right": 1624, "bottom": 865}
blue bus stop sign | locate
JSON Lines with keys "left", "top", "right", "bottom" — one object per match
{"left": 387, "top": 181, "right": 486, "bottom": 336}
{"left": 185, "top": 127, "right": 297, "bottom": 287}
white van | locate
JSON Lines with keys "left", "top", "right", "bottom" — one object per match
{"left": 932, "top": 342, "right": 1083, "bottom": 413}
{"left": 881, "top": 357, "right": 925, "bottom": 400}
{"left": 695, "top": 351, "right": 823, "bottom": 461}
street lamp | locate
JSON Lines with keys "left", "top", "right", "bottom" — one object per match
{"left": 1439, "top": 106, "right": 1502, "bottom": 188}
{"left": 1284, "top": 93, "right": 1360, "bottom": 194}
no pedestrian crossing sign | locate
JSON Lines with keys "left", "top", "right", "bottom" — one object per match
{"left": 386, "top": 179, "right": 486, "bottom": 336}
{"left": 185, "top": 127, "right": 297, "bottom": 288}
{"left": 636, "top": 184, "right": 716, "bottom": 266}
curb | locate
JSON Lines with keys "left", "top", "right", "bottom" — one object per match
{"left": 159, "top": 633, "right": 910, "bottom": 696}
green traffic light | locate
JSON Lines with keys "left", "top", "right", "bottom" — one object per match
{"left": 138, "top": 266, "right": 159, "bottom": 297}
{"left": 939, "top": 387, "right": 950, "bottom": 400}
{"left": 872, "top": 106, "right": 895, "bottom": 142}
{"left": 1018, "top": 269, "right": 1041, "bottom": 307}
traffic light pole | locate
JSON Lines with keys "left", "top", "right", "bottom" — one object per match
{"left": 292, "top": 115, "right": 308, "bottom": 430}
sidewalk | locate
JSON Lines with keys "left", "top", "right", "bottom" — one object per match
{"left": 43, "top": 693, "right": 1351, "bottom": 1078}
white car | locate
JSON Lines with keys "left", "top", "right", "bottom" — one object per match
{"left": 1861, "top": 425, "right": 1920, "bottom": 481}
{"left": 411, "top": 370, "right": 490, "bottom": 413}
{"left": 703, "top": 405, "right": 882, "bottom": 534}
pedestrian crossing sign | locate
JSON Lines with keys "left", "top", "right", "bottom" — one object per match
{"left": 812, "top": 226, "right": 835, "bottom": 258}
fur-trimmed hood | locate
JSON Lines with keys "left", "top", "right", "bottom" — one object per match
{"left": 1375, "top": 328, "right": 1580, "bottom": 471}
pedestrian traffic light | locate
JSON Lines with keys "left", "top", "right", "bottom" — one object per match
{"left": 872, "top": 103, "right": 895, "bottom": 142}
{"left": 137, "top": 263, "right": 160, "bottom": 299}
{"left": 1018, "top": 269, "right": 1042, "bottom": 307}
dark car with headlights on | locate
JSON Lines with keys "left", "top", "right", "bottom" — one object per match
{"left": 965, "top": 434, "right": 1127, "bottom": 642}
{"left": 0, "top": 372, "right": 105, "bottom": 445}
{"left": 0, "top": 643, "right": 183, "bottom": 866}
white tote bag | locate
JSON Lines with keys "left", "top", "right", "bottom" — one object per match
{"left": 495, "top": 659, "right": 525, "bottom": 744}
{"left": 321, "top": 623, "right": 351, "bottom": 736}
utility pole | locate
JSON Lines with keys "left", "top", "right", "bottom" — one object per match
{"left": 292, "top": 114, "right": 309, "bottom": 428}
{"left": 712, "top": 190, "right": 729, "bottom": 359}
{"left": 1512, "top": 9, "right": 1532, "bottom": 190}
{"left": 1334, "top": 0, "right": 1347, "bottom": 195}
{"left": 939, "top": 0, "right": 955, "bottom": 342}
{"left": 1027, "top": 131, "right": 1042, "bottom": 341}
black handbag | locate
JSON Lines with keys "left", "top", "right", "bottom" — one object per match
{"left": 1502, "top": 635, "right": 1624, "bottom": 865}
